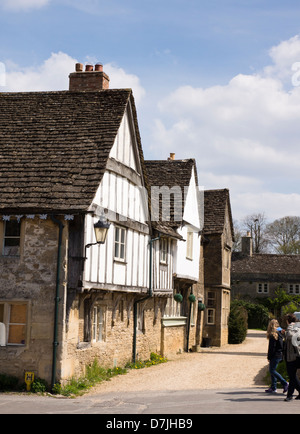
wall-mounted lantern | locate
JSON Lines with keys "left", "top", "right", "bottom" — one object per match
{"left": 93, "top": 217, "right": 110, "bottom": 244}
{"left": 85, "top": 216, "right": 110, "bottom": 257}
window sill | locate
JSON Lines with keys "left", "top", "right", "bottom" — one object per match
{"left": 162, "top": 317, "right": 187, "bottom": 327}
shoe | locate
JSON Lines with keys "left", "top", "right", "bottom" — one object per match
{"left": 284, "top": 396, "right": 293, "bottom": 401}
{"left": 283, "top": 383, "right": 289, "bottom": 394}
{"left": 265, "top": 387, "right": 277, "bottom": 393}
{"left": 295, "top": 395, "right": 300, "bottom": 400}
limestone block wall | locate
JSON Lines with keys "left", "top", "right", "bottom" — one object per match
{"left": 61, "top": 294, "right": 167, "bottom": 381}
{"left": 0, "top": 217, "right": 68, "bottom": 384}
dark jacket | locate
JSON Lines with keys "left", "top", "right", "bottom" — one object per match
{"left": 267, "top": 331, "right": 284, "bottom": 361}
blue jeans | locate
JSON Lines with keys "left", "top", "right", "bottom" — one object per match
{"left": 269, "top": 357, "right": 288, "bottom": 390}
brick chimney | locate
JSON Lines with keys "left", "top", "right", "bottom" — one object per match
{"left": 241, "top": 232, "right": 253, "bottom": 256}
{"left": 69, "top": 62, "right": 110, "bottom": 91}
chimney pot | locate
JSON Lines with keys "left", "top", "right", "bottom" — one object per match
{"left": 169, "top": 153, "right": 175, "bottom": 160}
{"left": 95, "top": 63, "right": 103, "bottom": 72}
{"left": 75, "top": 63, "right": 83, "bottom": 72}
{"left": 85, "top": 63, "right": 94, "bottom": 72}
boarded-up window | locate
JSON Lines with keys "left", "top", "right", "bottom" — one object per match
{"left": 7, "top": 304, "right": 27, "bottom": 345}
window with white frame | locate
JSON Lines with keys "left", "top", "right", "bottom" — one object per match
{"left": 207, "top": 308, "right": 215, "bottom": 325}
{"left": 257, "top": 283, "right": 269, "bottom": 294}
{"left": 288, "top": 284, "right": 300, "bottom": 295}
{"left": 186, "top": 231, "right": 193, "bottom": 260}
{"left": 3, "top": 219, "right": 21, "bottom": 257}
{"left": 160, "top": 238, "right": 168, "bottom": 264}
{"left": 114, "top": 226, "right": 126, "bottom": 261}
{"left": 92, "top": 305, "right": 105, "bottom": 342}
{"left": 0, "top": 302, "right": 27, "bottom": 346}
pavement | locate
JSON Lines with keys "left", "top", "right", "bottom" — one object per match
{"left": 1, "top": 330, "right": 300, "bottom": 415}
{"left": 0, "top": 386, "right": 299, "bottom": 415}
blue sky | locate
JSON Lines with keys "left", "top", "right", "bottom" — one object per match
{"left": 2, "top": 0, "right": 300, "bottom": 222}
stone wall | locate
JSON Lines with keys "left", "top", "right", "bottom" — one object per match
{"left": 0, "top": 217, "right": 68, "bottom": 383}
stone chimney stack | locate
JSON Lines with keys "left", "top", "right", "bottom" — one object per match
{"left": 241, "top": 231, "right": 253, "bottom": 256}
{"left": 69, "top": 62, "right": 110, "bottom": 91}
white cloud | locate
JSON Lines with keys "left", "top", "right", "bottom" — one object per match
{"left": 233, "top": 192, "right": 300, "bottom": 222}
{"left": 105, "top": 63, "right": 146, "bottom": 104}
{"left": 3, "top": 53, "right": 146, "bottom": 104}
{"left": 5, "top": 52, "right": 76, "bottom": 91}
{"left": 152, "top": 35, "right": 300, "bottom": 221}
{"left": 1, "top": 0, "right": 50, "bottom": 11}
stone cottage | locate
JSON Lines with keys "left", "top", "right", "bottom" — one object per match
{"left": 231, "top": 233, "right": 300, "bottom": 300}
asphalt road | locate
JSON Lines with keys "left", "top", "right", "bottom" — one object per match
{"left": 0, "top": 385, "right": 299, "bottom": 416}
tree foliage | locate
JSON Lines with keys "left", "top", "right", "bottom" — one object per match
{"left": 228, "top": 301, "right": 248, "bottom": 344}
{"left": 265, "top": 216, "right": 300, "bottom": 254}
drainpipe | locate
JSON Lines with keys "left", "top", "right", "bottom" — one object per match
{"left": 186, "top": 286, "right": 193, "bottom": 352}
{"left": 50, "top": 215, "right": 64, "bottom": 391}
{"left": 132, "top": 235, "right": 160, "bottom": 363}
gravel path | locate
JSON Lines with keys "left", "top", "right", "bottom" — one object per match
{"left": 86, "top": 330, "right": 269, "bottom": 395}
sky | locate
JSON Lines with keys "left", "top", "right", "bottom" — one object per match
{"left": 1, "top": 0, "right": 300, "bottom": 223}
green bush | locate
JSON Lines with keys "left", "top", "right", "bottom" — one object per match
{"left": 0, "top": 373, "right": 19, "bottom": 391}
{"left": 233, "top": 300, "right": 269, "bottom": 330}
{"left": 31, "top": 377, "right": 49, "bottom": 393}
{"left": 228, "top": 302, "right": 248, "bottom": 344}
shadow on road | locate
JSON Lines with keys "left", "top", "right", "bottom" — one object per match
{"left": 199, "top": 351, "right": 266, "bottom": 357}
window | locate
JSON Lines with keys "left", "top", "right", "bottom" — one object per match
{"left": 0, "top": 303, "right": 27, "bottom": 346}
{"left": 160, "top": 238, "right": 168, "bottom": 264}
{"left": 207, "top": 291, "right": 216, "bottom": 308}
{"left": 114, "top": 227, "right": 126, "bottom": 261}
{"left": 288, "top": 284, "right": 300, "bottom": 295}
{"left": 257, "top": 283, "right": 269, "bottom": 294}
{"left": 207, "top": 308, "right": 215, "bottom": 325}
{"left": 3, "top": 219, "right": 21, "bottom": 256}
{"left": 92, "top": 306, "right": 104, "bottom": 342}
{"left": 206, "top": 291, "right": 216, "bottom": 325}
{"left": 186, "top": 231, "right": 193, "bottom": 260}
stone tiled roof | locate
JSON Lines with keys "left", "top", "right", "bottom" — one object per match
{"left": 203, "top": 189, "right": 233, "bottom": 236}
{"left": 0, "top": 89, "right": 145, "bottom": 214}
{"left": 232, "top": 252, "right": 300, "bottom": 277}
{"left": 144, "top": 159, "right": 197, "bottom": 238}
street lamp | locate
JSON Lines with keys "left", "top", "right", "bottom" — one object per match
{"left": 93, "top": 217, "right": 110, "bottom": 244}
{"left": 85, "top": 216, "right": 110, "bottom": 256}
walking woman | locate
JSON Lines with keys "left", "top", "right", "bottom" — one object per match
{"left": 265, "top": 319, "right": 289, "bottom": 394}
